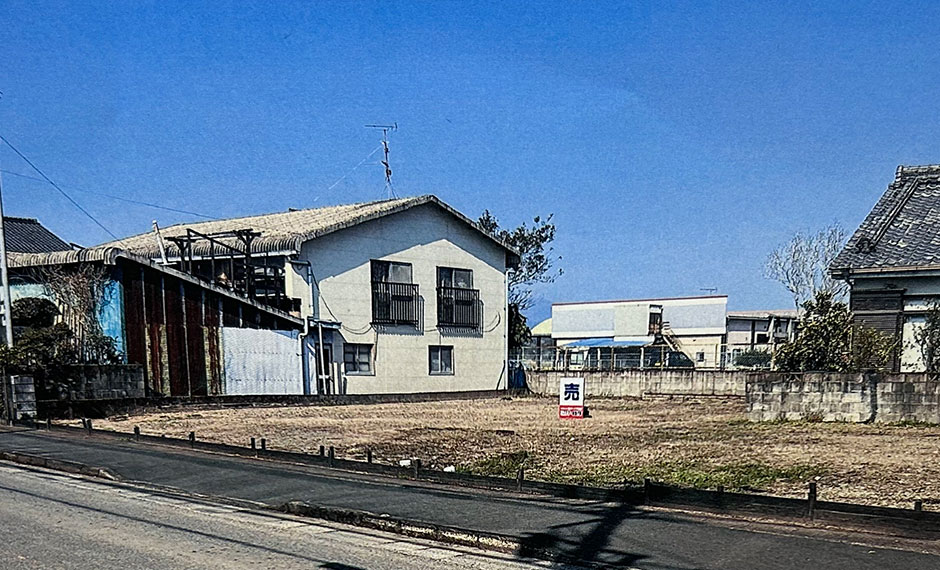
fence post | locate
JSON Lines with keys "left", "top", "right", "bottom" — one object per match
{"left": 516, "top": 467, "right": 524, "bottom": 492}
{"left": 328, "top": 446, "right": 335, "bottom": 467}
{"left": 366, "top": 449, "right": 373, "bottom": 464}
{"left": 807, "top": 482, "right": 817, "bottom": 519}
{"left": 45, "top": 418, "right": 51, "bottom": 430}
{"left": 134, "top": 426, "right": 140, "bottom": 442}
{"left": 413, "top": 458, "right": 421, "bottom": 478}
{"left": 250, "top": 437, "right": 256, "bottom": 450}
{"left": 915, "top": 500, "right": 924, "bottom": 514}
{"left": 189, "top": 431, "right": 195, "bottom": 448}
{"left": 86, "top": 419, "right": 93, "bottom": 433}
{"left": 260, "top": 438, "right": 266, "bottom": 451}
{"left": 319, "top": 445, "right": 325, "bottom": 457}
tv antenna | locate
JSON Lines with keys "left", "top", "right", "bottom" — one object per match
{"left": 700, "top": 287, "right": 718, "bottom": 294}
{"left": 365, "top": 123, "right": 397, "bottom": 199}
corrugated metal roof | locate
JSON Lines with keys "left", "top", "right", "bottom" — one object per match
{"left": 833, "top": 165, "right": 940, "bottom": 273}
{"left": 97, "top": 195, "right": 518, "bottom": 261}
{"left": 4, "top": 216, "right": 70, "bottom": 253}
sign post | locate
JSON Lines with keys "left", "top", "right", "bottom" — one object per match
{"left": 558, "top": 377, "right": 584, "bottom": 419}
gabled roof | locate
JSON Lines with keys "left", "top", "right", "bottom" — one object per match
{"left": 97, "top": 195, "right": 518, "bottom": 263}
{"left": 833, "top": 165, "right": 940, "bottom": 274}
{"left": 4, "top": 216, "right": 70, "bottom": 253}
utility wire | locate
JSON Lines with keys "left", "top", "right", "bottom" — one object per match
{"left": 0, "top": 135, "right": 125, "bottom": 244}
{"left": 0, "top": 169, "right": 216, "bottom": 219}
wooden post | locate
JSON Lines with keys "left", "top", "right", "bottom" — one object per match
{"left": 328, "top": 446, "right": 335, "bottom": 467}
{"left": 189, "top": 431, "right": 195, "bottom": 448}
{"left": 134, "top": 426, "right": 140, "bottom": 442}
{"left": 644, "top": 478, "right": 652, "bottom": 505}
{"left": 260, "top": 438, "right": 266, "bottom": 451}
{"left": 413, "top": 458, "right": 421, "bottom": 478}
{"left": 516, "top": 467, "right": 524, "bottom": 492}
{"left": 366, "top": 449, "right": 373, "bottom": 464}
{"left": 319, "top": 445, "right": 325, "bottom": 457}
{"left": 250, "top": 437, "right": 256, "bottom": 450}
{"left": 915, "top": 500, "right": 924, "bottom": 513}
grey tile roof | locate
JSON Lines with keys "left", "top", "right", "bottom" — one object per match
{"left": 97, "top": 195, "right": 517, "bottom": 260}
{"left": 4, "top": 216, "right": 70, "bottom": 253}
{"left": 832, "top": 165, "right": 940, "bottom": 273}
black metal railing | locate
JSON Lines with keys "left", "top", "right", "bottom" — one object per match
{"left": 437, "top": 286, "right": 481, "bottom": 329}
{"left": 371, "top": 281, "right": 420, "bottom": 326}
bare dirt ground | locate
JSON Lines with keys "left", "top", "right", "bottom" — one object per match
{"left": 73, "top": 396, "right": 940, "bottom": 510}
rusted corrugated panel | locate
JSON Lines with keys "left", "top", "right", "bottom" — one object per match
{"left": 185, "top": 283, "right": 208, "bottom": 397}
{"left": 205, "top": 292, "right": 223, "bottom": 395}
{"left": 164, "top": 280, "right": 189, "bottom": 397}
{"left": 121, "top": 263, "right": 148, "bottom": 369}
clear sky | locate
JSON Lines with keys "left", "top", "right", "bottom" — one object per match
{"left": 3, "top": 1, "right": 940, "bottom": 322}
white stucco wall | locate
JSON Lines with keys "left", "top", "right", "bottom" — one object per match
{"left": 294, "top": 203, "right": 509, "bottom": 394}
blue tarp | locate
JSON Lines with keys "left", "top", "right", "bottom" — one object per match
{"left": 563, "top": 338, "right": 650, "bottom": 348}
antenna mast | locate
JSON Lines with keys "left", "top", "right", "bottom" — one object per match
{"left": 365, "top": 123, "right": 397, "bottom": 199}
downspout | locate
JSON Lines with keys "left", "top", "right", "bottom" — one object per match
{"left": 288, "top": 259, "right": 316, "bottom": 396}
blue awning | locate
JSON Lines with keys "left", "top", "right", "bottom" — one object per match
{"left": 563, "top": 338, "right": 651, "bottom": 348}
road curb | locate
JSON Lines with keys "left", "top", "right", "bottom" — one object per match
{"left": 0, "top": 450, "right": 121, "bottom": 481}
{"left": 279, "top": 501, "right": 598, "bottom": 568}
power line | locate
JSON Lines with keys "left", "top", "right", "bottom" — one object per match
{"left": 0, "top": 169, "right": 217, "bottom": 219}
{"left": 0, "top": 135, "right": 124, "bottom": 243}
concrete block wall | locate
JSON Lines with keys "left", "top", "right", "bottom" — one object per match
{"left": 525, "top": 369, "right": 749, "bottom": 399}
{"left": 746, "top": 373, "right": 940, "bottom": 424}
{"left": 65, "top": 365, "right": 146, "bottom": 400}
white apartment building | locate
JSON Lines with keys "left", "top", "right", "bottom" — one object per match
{"left": 105, "top": 195, "right": 518, "bottom": 395}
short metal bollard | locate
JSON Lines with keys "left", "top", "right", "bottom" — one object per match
{"left": 807, "top": 482, "right": 818, "bottom": 519}
{"left": 86, "top": 419, "right": 93, "bottom": 432}
{"left": 413, "top": 459, "right": 421, "bottom": 478}
{"left": 189, "top": 431, "right": 196, "bottom": 448}
{"left": 250, "top": 437, "right": 256, "bottom": 450}
{"left": 366, "top": 449, "right": 373, "bottom": 464}
{"left": 260, "top": 438, "right": 266, "bottom": 451}
{"left": 319, "top": 445, "right": 325, "bottom": 457}
{"left": 516, "top": 467, "right": 525, "bottom": 492}
{"left": 328, "top": 446, "right": 335, "bottom": 468}
{"left": 915, "top": 500, "right": 924, "bottom": 513}
{"left": 134, "top": 426, "right": 140, "bottom": 442}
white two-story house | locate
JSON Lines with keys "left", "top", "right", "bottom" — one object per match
{"left": 103, "top": 195, "right": 519, "bottom": 395}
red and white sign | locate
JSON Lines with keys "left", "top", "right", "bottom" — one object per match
{"left": 558, "top": 377, "right": 584, "bottom": 419}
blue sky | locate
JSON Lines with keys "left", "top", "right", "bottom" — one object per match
{"left": 3, "top": 1, "right": 940, "bottom": 322}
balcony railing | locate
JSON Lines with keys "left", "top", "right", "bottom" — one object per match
{"left": 437, "top": 286, "right": 481, "bottom": 329}
{"left": 371, "top": 281, "right": 420, "bottom": 326}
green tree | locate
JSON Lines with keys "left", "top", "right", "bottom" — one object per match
{"left": 774, "top": 291, "right": 897, "bottom": 372}
{"left": 479, "top": 210, "right": 562, "bottom": 348}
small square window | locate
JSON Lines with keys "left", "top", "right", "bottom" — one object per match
{"left": 344, "top": 343, "right": 373, "bottom": 374}
{"left": 429, "top": 345, "right": 454, "bottom": 375}
{"left": 696, "top": 351, "right": 706, "bottom": 363}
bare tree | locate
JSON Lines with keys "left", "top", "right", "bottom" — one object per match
{"left": 38, "top": 264, "right": 118, "bottom": 363}
{"left": 765, "top": 224, "right": 848, "bottom": 308}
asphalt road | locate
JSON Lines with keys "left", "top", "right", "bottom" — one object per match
{"left": 0, "top": 463, "right": 566, "bottom": 570}
{"left": 1, "top": 428, "right": 938, "bottom": 569}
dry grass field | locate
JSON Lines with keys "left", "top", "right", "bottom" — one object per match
{"left": 76, "top": 396, "right": 940, "bottom": 510}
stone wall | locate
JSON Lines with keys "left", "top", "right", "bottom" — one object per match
{"left": 747, "top": 373, "right": 940, "bottom": 424}
{"left": 525, "top": 369, "right": 749, "bottom": 398}
{"left": 65, "top": 365, "right": 146, "bottom": 400}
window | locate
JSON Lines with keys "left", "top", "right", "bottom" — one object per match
{"left": 438, "top": 267, "right": 473, "bottom": 288}
{"left": 648, "top": 306, "right": 663, "bottom": 335}
{"left": 344, "top": 343, "right": 373, "bottom": 374}
{"left": 370, "top": 260, "right": 419, "bottom": 326}
{"left": 371, "top": 260, "right": 413, "bottom": 284}
{"left": 696, "top": 351, "right": 706, "bottom": 363}
{"left": 429, "top": 345, "right": 454, "bottom": 375}
{"left": 437, "top": 267, "right": 480, "bottom": 328}
{"left": 755, "top": 333, "right": 769, "bottom": 344}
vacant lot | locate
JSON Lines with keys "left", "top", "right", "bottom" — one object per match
{"left": 77, "top": 396, "right": 940, "bottom": 509}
